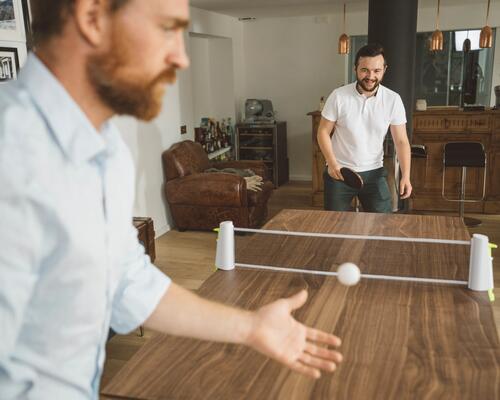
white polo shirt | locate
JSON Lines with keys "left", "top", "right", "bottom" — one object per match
{"left": 321, "top": 82, "right": 406, "bottom": 172}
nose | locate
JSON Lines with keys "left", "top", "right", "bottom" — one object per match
{"left": 168, "top": 31, "right": 190, "bottom": 70}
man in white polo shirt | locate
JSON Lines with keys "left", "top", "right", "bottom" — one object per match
{"left": 317, "top": 43, "right": 412, "bottom": 213}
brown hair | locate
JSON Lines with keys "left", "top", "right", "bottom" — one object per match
{"left": 30, "top": 0, "right": 130, "bottom": 44}
{"left": 354, "top": 43, "right": 386, "bottom": 67}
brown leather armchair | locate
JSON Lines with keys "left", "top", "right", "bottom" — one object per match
{"left": 162, "top": 140, "right": 274, "bottom": 231}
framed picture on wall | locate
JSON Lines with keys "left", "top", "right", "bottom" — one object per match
{"left": 21, "top": 0, "right": 32, "bottom": 48}
{"left": 0, "top": 45, "right": 20, "bottom": 82}
{"left": 0, "top": 0, "right": 28, "bottom": 41}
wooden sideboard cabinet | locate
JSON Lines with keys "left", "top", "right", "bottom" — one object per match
{"left": 411, "top": 110, "right": 500, "bottom": 214}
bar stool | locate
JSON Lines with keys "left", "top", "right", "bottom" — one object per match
{"left": 394, "top": 144, "right": 427, "bottom": 212}
{"left": 442, "top": 142, "right": 487, "bottom": 227}
{"left": 411, "top": 144, "right": 427, "bottom": 159}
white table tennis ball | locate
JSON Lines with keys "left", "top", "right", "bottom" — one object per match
{"left": 337, "top": 262, "right": 361, "bottom": 286}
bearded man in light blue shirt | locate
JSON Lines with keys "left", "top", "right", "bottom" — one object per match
{"left": 0, "top": 1, "right": 343, "bottom": 398}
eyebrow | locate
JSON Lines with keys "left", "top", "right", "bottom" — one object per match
{"left": 162, "top": 17, "right": 190, "bottom": 29}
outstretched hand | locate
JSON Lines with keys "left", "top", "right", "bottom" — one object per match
{"left": 246, "top": 290, "right": 343, "bottom": 379}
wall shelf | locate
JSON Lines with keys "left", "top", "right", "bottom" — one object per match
{"left": 236, "top": 122, "right": 289, "bottom": 187}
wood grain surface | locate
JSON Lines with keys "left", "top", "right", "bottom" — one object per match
{"left": 102, "top": 210, "right": 500, "bottom": 399}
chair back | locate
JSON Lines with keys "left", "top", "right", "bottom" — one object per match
{"left": 162, "top": 140, "right": 211, "bottom": 181}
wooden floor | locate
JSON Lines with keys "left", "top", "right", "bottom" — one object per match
{"left": 100, "top": 181, "right": 500, "bottom": 394}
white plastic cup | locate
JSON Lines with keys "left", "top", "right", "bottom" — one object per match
{"left": 215, "top": 221, "right": 235, "bottom": 270}
{"left": 468, "top": 234, "right": 494, "bottom": 291}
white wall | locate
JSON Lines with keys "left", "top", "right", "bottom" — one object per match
{"left": 190, "top": 7, "right": 245, "bottom": 120}
{"left": 190, "top": 34, "right": 235, "bottom": 124}
{"left": 208, "top": 37, "right": 235, "bottom": 121}
{"left": 190, "top": 36, "right": 212, "bottom": 121}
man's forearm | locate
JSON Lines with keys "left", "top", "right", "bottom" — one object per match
{"left": 317, "top": 129, "right": 337, "bottom": 167}
{"left": 144, "top": 282, "right": 253, "bottom": 344}
{"left": 144, "top": 283, "right": 344, "bottom": 379}
{"left": 394, "top": 140, "right": 411, "bottom": 179}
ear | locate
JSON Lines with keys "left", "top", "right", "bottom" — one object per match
{"left": 73, "top": 0, "right": 111, "bottom": 47}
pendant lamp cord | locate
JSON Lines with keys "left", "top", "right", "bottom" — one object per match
{"left": 486, "top": 0, "right": 491, "bottom": 26}
{"left": 436, "top": 0, "right": 440, "bottom": 30}
{"left": 343, "top": 3, "right": 346, "bottom": 33}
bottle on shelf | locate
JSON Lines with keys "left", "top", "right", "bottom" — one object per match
{"left": 319, "top": 96, "right": 325, "bottom": 112}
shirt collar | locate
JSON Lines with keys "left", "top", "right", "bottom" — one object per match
{"left": 18, "top": 53, "right": 119, "bottom": 164}
{"left": 354, "top": 82, "right": 380, "bottom": 98}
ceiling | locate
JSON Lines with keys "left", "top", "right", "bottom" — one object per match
{"left": 190, "top": 0, "right": 476, "bottom": 19}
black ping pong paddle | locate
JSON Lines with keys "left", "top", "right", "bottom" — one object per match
{"left": 340, "top": 167, "right": 364, "bottom": 190}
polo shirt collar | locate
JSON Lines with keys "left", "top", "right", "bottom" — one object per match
{"left": 354, "top": 82, "right": 380, "bottom": 98}
{"left": 19, "top": 53, "right": 119, "bottom": 164}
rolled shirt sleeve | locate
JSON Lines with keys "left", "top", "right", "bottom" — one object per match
{"left": 110, "top": 224, "right": 171, "bottom": 334}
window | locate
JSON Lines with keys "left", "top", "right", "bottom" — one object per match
{"left": 347, "top": 29, "right": 495, "bottom": 107}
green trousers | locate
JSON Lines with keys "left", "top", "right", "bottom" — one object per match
{"left": 323, "top": 167, "right": 392, "bottom": 213}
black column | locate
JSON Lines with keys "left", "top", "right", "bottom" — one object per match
{"left": 368, "top": 0, "right": 418, "bottom": 211}
{"left": 368, "top": 0, "right": 418, "bottom": 139}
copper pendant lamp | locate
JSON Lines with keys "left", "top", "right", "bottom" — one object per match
{"left": 480, "top": 0, "right": 493, "bottom": 48}
{"left": 338, "top": 3, "right": 350, "bottom": 55}
{"left": 430, "top": 0, "right": 443, "bottom": 51}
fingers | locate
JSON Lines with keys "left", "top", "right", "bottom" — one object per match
{"left": 399, "top": 183, "right": 412, "bottom": 199}
{"left": 305, "top": 342, "right": 343, "bottom": 364}
{"left": 290, "top": 349, "right": 341, "bottom": 379}
{"left": 290, "top": 361, "right": 322, "bottom": 379}
{"left": 399, "top": 183, "right": 406, "bottom": 196}
{"left": 333, "top": 170, "right": 343, "bottom": 180}
{"left": 306, "top": 327, "right": 342, "bottom": 347}
{"left": 298, "top": 352, "right": 337, "bottom": 372}
{"left": 328, "top": 166, "right": 343, "bottom": 180}
{"left": 401, "top": 188, "right": 412, "bottom": 199}
{"left": 286, "top": 289, "right": 308, "bottom": 311}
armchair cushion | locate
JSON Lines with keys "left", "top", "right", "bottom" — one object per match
{"left": 166, "top": 173, "right": 247, "bottom": 207}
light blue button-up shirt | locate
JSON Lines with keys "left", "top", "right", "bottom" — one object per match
{"left": 0, "top": 54, "right": 171, "bottom": 399}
